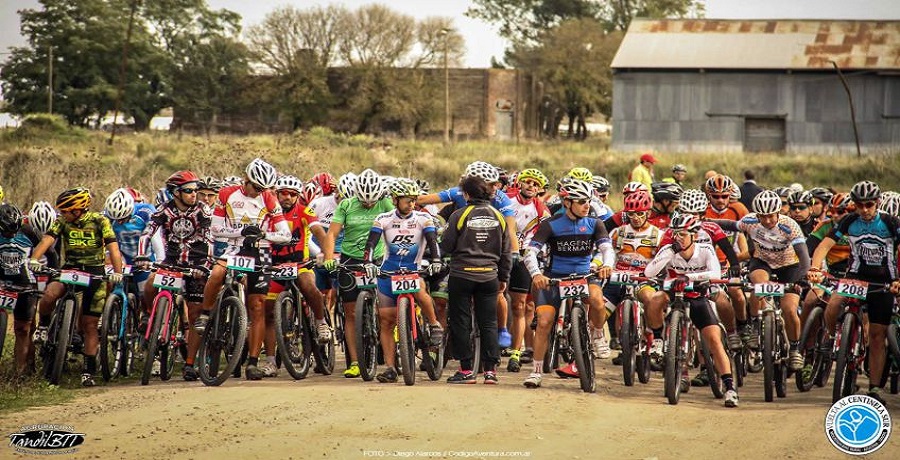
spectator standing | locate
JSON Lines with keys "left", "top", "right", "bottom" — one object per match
{"left": 739, "top": 170, "right": 764, "bottom": 210}
{"left": 628, "top": 153, "right": 656, "bottom": 188}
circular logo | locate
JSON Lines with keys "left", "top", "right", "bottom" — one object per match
{"left": 825, "top": 395, "right": 892, "bottom": 455}
{"left": 171, "top": 217, "right": 196, "bottom": 239}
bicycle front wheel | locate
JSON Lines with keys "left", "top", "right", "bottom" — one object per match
{"left": 571, "top": 305, "right": 595, "bottom": 393}
{"left": 619, "top": 299, "right": 636, "bottom": 386}
{"left": 274, "top": 291, "right": 310, "bottom": 380}
{"left": 397, "top": 297, "right": 416, "bottom": 386}
{"left": 664, "top": 310, "right": 684, "bottom": 405}
{"left": 832, "top": 315, "right": 858, "bottom": 403}
{"left": 796, "top": 306, "right": 823, "bottom": 392}
{"left": 355, "top": 290, "right": 378, "bottom": 381}
{"left": 762, "top": 312, "right": 775, "bottom": 402}
{"left": 99, "top": 292, "right": 124, "bottom": 381}
{"left": 700, "top": 327, "right": 724, "bottom": 399}
{"left": 198, "top": 296, "right": 248, "bottom": 386}
{"left": 142, "top": 297, "right": 167, "bottom": 386}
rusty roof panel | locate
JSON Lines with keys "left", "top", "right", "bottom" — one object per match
{"left": 612, "top": 19, "right": 900, "bottom": 70}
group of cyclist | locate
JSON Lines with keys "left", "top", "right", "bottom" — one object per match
{"left": 1, "top": 156, "right": 898, "bottom": 410}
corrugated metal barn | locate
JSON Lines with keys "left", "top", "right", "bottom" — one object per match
{"left": 611, "top": 19, "right": 900, "bottom": 154}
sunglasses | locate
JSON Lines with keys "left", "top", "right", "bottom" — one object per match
{"left": 710, "top": 194, "right": 730, "bottom": 200}
{"left": 626, "top": 211, "right": 648, "bottom": 218}
{"left": 855, "top": 201, "right": 877, "bottom": 209}
{"left": 520, "top": 179, "right": 543, "bottom": 188}
{"left": 178, "top": 188, "right": 198, "bottom": 194}
{"left": 675, "top": 230, "right": 694, "bottom": 238}
{"left": 277, "top": 190, "right": 299, "bottom": 197}
{"left": 789, "top": 205, "right": 808, "bottom": 211}
{"left": 568, "top": 198, "right": 590, "bottom": 205}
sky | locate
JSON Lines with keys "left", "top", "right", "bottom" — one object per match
{"left": 1, "top": 0, "right": 899, "bottom": 68}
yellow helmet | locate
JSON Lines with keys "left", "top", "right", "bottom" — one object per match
{"left": 517, "top": 168, "right": 548, "bottom": 188}
{"left": 566, "top": 167, "right": 593, "bottom": 182}
{"left": 56, "top": 187, "right": 92, "bottom": 212}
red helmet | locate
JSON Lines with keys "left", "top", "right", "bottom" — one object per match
{"left": 298, "top": 182, "right": 321, "bottom": 206}
{"left": 125, "top": 187, "right": 145, "bottom": 203}
{"left": 311, "top": 172, "right": 336, "bottom": 196}
{"left": 623, "top": 191, "right": 652, "bottom": 212}
{"left": 166, "top": 170, "right": 200, "bottom": 191}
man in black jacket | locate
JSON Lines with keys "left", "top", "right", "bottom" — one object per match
{"left": 739, "top": 170, "right": 764, "bottom": 210}
{"left": 440, "top": 176, "right": 512, "bottom": 384}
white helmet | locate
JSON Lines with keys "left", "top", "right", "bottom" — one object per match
{"left": 464, "top": 161, "right": 499, "bottom": 183}
{"left": 245, "top": 158, "right": 277, "bottom": 189}
{"left": 104, "top": 188, "right": 135, "bottom": 220}
{"left": 355, "top": 169, "right": 382, "bottom": 203}
{"left": 559, "top": 179, "right": 594, "bottom": 201}
{"left": 752, "top": 190, "right": 782, "bottom": 215}
{"left": 222, "top": 175, "right": 243, "bottom": 186}
{"left": 679, "top": 189, "right": 709, "bottom": 214}
{"left": 275, "top": 175, "right": 303, "bottom": 194}
{"left": 878, "top": 194, "right": 900, "bottom": 217}
{"left": 337, "top": 173, "right": 357, "bottom": 199}
{"left": 28, "top": 201, "right": 57, "bottom": 235}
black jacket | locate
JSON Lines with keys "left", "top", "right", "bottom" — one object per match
{"left": 440, "top": 200, "right": 512, "bottom": 283}
{"left": 739, "top": 180, "right": 764, "bottom": 210}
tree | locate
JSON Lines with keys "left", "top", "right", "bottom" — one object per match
{"left": 245, "top": 4, "right": 348, "bottom": 71}
{"left": 510, "top": 18, "right": 622, "bottom": 138}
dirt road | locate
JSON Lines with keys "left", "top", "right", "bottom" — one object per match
{"left": 2, "top": 359, "right": 897, "bottom": 459}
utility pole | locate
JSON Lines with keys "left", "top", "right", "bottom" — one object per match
{"left": 48, "top": 45, "right": 53, "bottom": 114}
{"left": 109, "top": 0, "right": 140, "bottom": 145}
{"left": 440, "top": 28, "right": 451, "bottom": 145}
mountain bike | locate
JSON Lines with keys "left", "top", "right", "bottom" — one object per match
{"left": 340, "top": 263, "right": 380, "bottom": 381}
{"left": 546, "top": 273, "right": 596, "bottom": 393}
{"left": 141, "top": 263, "right": 195, "bottom": 385}
{"left": 795, "top": 278, "right": 836, "bottom": 392}
{"left": 381, "top": 267, "right": 444, "bottom": 385}
{"left": 753, "top": 280, "right": 792, "bottom": 402}
{"left": 39, "top": 268, "right": 107, "bottom": 385}
{"left": 274, "top": 260, "right": 335, "bottom": 380}
{"left": 196, "top": 255, "right": 250, "bottom": 386}
{"left": 98, "top": 264, "right": 141, "bottom": 381}
{"left": 610, "top": 271, "right": 652, "bottom": 386}
{"left": 830, "top": 279, "right": 888, "bottom": 403}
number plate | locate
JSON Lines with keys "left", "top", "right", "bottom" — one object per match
{"left": 226, "top": 255, "right": 256, "bottom": 272}
{"left": 355, "top": 271, "right": 375, "bottom": 289}
{"left": 558, "top": 278, "right": 589, "bottom": 299}
{"left": 59, "top": 270, "right": 91, "bottom": 287}
{"left": 609, "top": 271, "right": 638, "bottom": 285}
{"left": 836, "top": 279, "right": 869, "bottom": 300}
{"left": 36, "top": 275, "right": 48, "bottom": 291}
{"left": 153, "top": 269, "right": 184, "bottom": 291}
{"left": 272, "top": 263, "right": 298, "bottom": 280}
{"left": 105, "top": 264, "right": 132, "bottom": 275}
{"left": 391, "top": 274, "right": 421, "bottom": 294}
{"left": 663, "top": 278, "right": 694, "bottom": 291}
{"left": 753, "top": 282, "right": 785, "bottom": 297}
{"left": 0, "top": 289, "right": 17, "bottom": 311}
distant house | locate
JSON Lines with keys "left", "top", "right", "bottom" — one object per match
{"left": 611, "top": 19, "right": 900, "bottom": 154}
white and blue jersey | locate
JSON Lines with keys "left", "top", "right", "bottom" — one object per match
{"left": 437, "top": 187, "right": 516, "bottom": 218}
{"left": 109, "top": 202, "right": 162, "bottom": 283}
{"left": 369, "top": 210, "right": 435, "bottom": 299}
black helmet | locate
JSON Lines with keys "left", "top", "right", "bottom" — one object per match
{"left": 651, "top": 182, "right": 683, "bottom": 202}
{"left": 808, "top": 187, "right": 833, "bottom": 205}
{"left": 0, "top": 204, "right": 23, "bottom": 234}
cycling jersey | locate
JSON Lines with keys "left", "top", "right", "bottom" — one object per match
{"left": 660, "top": 221, "right": 731, "bottom": 265}
{"left": 139, "top": 201, "right": 213, "bottom": 266}
{"left": 272, "top": 203, "right": 320, "bottom": 262}
{"left": 309, "top": 194, "right": 342, "bottom": 253}
{"left": 211, "top": 185, "right": 290, "bottom": 251}
{"left": 0, "top": 225, "right": 45, "bottom": 283}
{"left": 332, "top": 196, "right": 393, "bottom": 259}
{"left": 48, "top": 212, "right": 116, "bottom": 267}
{"left": 736, "top": 213, "right": 805, "bottom": 269}
{"left": 525, "top": 213, "right": 614, "bottom": 277}
{"left": 809, "top": 219, "right": 850, "bottom": 273}
{"left": 111, "top": 202, "right": 163, "bottom": 263}
{"left": 829, "top": 212, "right": 900, "bottom": 281}
{"left": 610, "top": 224, "right": 661, "bottom": 270}
{"left": 506, "top": 190, "right": 549, "bottom": 248}
{"left": 644, "top": 243, "right": 721, "bottom": 282}
{"left": 794, "top": 217, "right": 816, "bottom": 237}
{"left": 437, "top": 187, "right": 515, "bottom": 217}
{"left": 368, "top": 210, "right": 436, "bottom": 271}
